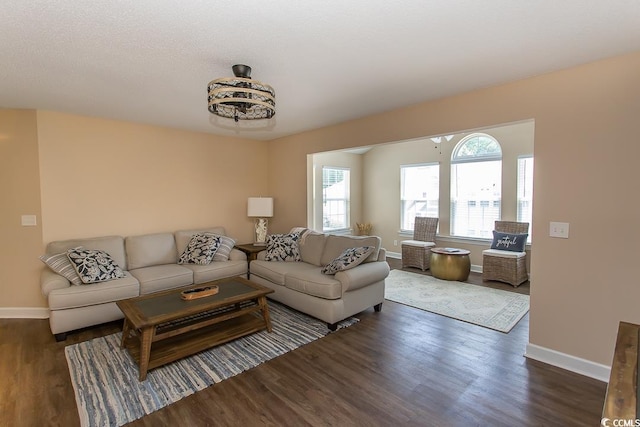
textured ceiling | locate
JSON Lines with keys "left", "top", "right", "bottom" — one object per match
{"left": 1, "top": 1, "right": 639, "bottom": 140}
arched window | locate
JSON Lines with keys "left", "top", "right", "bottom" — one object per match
{"left": 450, "top": 134, "right": 502, "bottom": 238}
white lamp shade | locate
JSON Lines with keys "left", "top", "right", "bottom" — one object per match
{"left": 247, "top": 197, "right": 273, "bottom": 217}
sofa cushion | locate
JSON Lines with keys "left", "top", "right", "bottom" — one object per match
{"left": 40, "top": 251, "right": 83, "bottom": 286}
{"left": 46, "top": 235, "right": 127, "bottom": 271}
{"left": 299, "top": 232, "right": 327, "bottom": 266}
{"left": 321, "top": 246, "right": 374, "bottom": 275}
{"left": 182, "top": 260, "right": 248, "bottom": 284}
{"left": 125, "top": 233, "right": 177, "bottom": 270}
{"left": 212, "top": 235, "right": 236, "bottom": 262}
{"left": 48, "top": 272, "right": 139, "bottom": 310}
{"left": 265, "top": 232, "right": 301, "bottom": 262}
{"left": 67, "top": 248, "right": 126, "bottom": 284}
{"left": 320, "top": 235, "right": 381, "bottom": 266}
{"left": 129, "top": 264, "right": 194, "bottom": 294}
{"left": 175, "top": 227, "right": 227, "bottom": 256}
{"left": 250, "top": 260, "right": 317, "bottom": 286}
{"left": 284, "top": 269, "right": 342, "bottom": 300}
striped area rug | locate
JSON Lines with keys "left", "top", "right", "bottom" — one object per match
{"left": 65, "top": 302, "right": 358, "bottom": 427}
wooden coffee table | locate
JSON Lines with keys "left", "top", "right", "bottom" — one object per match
{"left": 116, "top": 277, "right": 274, "bottom": 380}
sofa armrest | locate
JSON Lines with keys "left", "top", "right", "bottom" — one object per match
{"left": 228, "top": 248, "right": 247, "bottom": 261}
{"left": 335, "top": 261, "right": 390, "bottom": 293}
{"left": 41, "top": 269, "right": 71, "bottom": 298}
{"left": 377, "top": 247, "right": 387, "bottom": 262}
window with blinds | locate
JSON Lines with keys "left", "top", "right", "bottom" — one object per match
{"left": 322, "top": 167, "right": 350, "bottom": 231}
{"left": 400, "top": 163, "right": 439, "bottom": 231}
{"left": 450, "top": 134, "right": 502, "bottom": 239}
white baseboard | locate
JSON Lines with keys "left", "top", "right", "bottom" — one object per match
{"left": 0, "top": 307, "right": 49, "bottom": 319}
{"left": 386, "top": 251, "right": 401, "bottom": 259}
{"left": 387, "top": 251, "right": 484, "bottom": 273}
{"left": 525, "top": 343, "right": 610, "bottom": 383}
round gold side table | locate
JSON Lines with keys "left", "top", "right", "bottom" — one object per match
{"left": 430, "top": 247, "right": 471, "bottom": 281}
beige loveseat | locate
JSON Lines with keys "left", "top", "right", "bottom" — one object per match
{"left": 40, "top": 227, "right": 247, "bottom": 341}
{"left": 249, "top": 230, "right": 390, "bottom": 330}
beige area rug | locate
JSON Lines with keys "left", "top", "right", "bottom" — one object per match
{"left": 385, "top": 269, "right": 529, "bottom": 333}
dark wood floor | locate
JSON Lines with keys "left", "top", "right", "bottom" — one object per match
{"left": 1, "top": 264, "right": 605, "bottom": 426}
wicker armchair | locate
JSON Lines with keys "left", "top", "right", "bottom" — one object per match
{"left": 401, "top": 217, "right": 439, "bottom": 271}
{"left": 482, "top": 221, "right": 529, "bottom": 287}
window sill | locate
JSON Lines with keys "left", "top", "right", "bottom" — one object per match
{"left": 398, "top": 231, "right": 531, "bottom": 249}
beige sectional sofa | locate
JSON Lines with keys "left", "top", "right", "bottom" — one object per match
{"left": 40, "top": 227, "right": 247, "bottom": 340}
{"left": 249, "top": 231, "right": 390, "bottom": 330}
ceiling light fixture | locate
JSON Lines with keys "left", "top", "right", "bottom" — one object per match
{"left": 207, "top": 64, "right": 275, "bottom": 122}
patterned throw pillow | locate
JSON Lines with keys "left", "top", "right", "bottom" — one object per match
{"left": 212, "top": 235, "right": 236, "bottom": 262}
{"left": 265, "top": 232, "right": 302, "bottom": 262}
{"left": 40, "top": 250, "right": 84, "bottom": 286}
{"left": 490, "top": 231, "right": 528, "bottom": 252}
{"left": 178, "top": 233, "right": 221, "bottom": 265}
{"left": 66, "top": 248, "right": 126, "bottom": 284}
{"left": 321, "top": 246, "right": 374, "bottom": 275}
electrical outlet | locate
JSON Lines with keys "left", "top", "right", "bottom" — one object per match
{"left": 393, "top": 240, "right": 398, "bottom": 246}
{"left": 549, "top": 221, "right": 569, "bottom": 238}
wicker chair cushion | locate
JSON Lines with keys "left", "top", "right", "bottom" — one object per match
{"left": 483, "top": 249, "right": 526, "bottom": 258}
{"left": 401, "top": 240, "right": 436, "bottom": 248}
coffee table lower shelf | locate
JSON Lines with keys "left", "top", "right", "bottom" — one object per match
{"left": 122, "top": 312, "right": 268, "bottom": 379}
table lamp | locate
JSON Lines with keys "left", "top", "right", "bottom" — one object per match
{"left": 247, "top": 197, "right": 273, "bottom": 245}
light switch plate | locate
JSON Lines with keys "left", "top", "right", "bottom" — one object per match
{"left": 21, "top": 214, "right": 37, "bottom": 226}
{"left": 549, "top": 221, "right": 569, "bottom": 238}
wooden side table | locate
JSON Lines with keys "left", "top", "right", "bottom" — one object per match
{"left": 234, "top": 243, "right": 266, "bottom": 278}
{"left": 430, "top": 247, "right": 471, "bottom": 281}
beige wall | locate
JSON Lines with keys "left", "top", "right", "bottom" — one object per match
{"left": 0, "top": 110, "right": 45, "bottom": 307}
{"left": 268, "top": 52, "right": 640, "bottom": 366}
{"left": 36, "top": 111, "right": 268, "bottom": 243}
{"left": 308, "top": 151, "right": 363, "bottom": 232}
{"left": 2, "top": 110, "right": 268, "bottom": 309}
